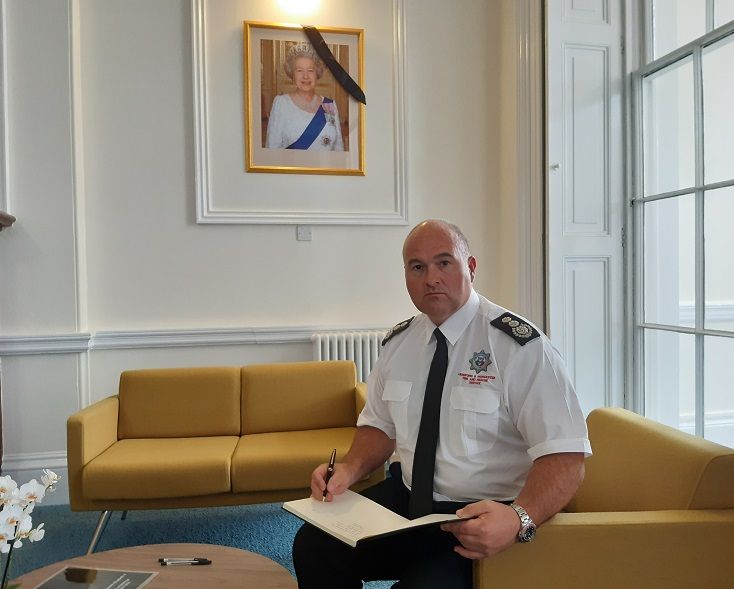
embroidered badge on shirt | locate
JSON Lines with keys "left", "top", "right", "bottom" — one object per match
{"left": 490, "top": 312, "right": 540, "bottom": 346}
{"left": 381, "top": 317, "right": 415, "bottom": 346}
{"left": 469, "top": 349, "right": 492, "bottom": 373}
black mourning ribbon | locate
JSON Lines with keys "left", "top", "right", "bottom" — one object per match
{"left": 409, "top": 328, "right": 449, "bottom": 519}
{"left": 302, "top": 25, "right": 366, "bottom": 105}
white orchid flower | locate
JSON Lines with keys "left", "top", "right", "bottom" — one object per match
{"left": 0, "top": 504, "right": 23, "bottom": 528}
{"left": 16, "top": 513, "right": 33, "bottom": 536}
{"left": 28, "top": 523, "right": 45, "bottom": 542}
{"left": 0, "top": 476, "right": 17, "bottom": 502}
{"left": 41, "top": 470, "right": 60, "bottom": 491}
{"left": 18, "top": 479, "right": 45, "bottom": 504}
{"left": 0, "top": 469, "right": 58, "bottom": 566}
{"left": 0, "top": 523, "right": 15, "bottom": 551}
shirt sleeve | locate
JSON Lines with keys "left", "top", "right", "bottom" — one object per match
{"left": 356, "top": 353, "right": 397, "bottom": 439}
{"left": 505, "top": 339, "right": 592, "bottom": 460}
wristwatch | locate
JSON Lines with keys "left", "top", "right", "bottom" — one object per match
{"left": 510, "top": 503, "right": 536, "bottom": 543}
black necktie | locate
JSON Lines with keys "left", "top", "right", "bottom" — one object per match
{"left": 409, "top": 328, "right": 449, "bottom": 519}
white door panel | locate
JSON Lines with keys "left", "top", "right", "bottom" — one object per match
{"left": 547, "top": 0, "right": 625, "bottom": 412}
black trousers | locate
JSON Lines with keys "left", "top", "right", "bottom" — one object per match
{"left": 292, "top": 463, "right": 473, "bottom": 589}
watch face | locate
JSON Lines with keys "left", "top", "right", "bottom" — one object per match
{"left": 519, "top": 525, "right": 536, "bottom": 543}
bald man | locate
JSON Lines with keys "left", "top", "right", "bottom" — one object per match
{"left": 293, "top": 220, "right": 591, "bottom": 589}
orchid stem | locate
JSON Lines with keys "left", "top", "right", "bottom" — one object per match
{"left": 0, "top": 529, "right": 16, "bottom": 589}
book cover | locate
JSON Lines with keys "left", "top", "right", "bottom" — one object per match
{"left": 29, "top": 567, "right": 157, "bottom": 589}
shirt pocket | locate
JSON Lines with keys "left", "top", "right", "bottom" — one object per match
{"left": 449, "top": 386, "right": 503, "bottom": 457}
{"left": 382, "top": 380, "right": 412, "bottom": 444}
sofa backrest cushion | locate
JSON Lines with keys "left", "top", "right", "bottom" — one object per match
{"left": 241, "top": 361, "right": 356, "bottom": 434}
{"left": 569, "top": 407, "right": 734, "bottom": 512}
{"left": 118, "top": 367, "right": 241, "bottom": 439}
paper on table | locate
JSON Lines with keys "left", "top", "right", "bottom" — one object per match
{"left": 283, "top": 489, "right": 468, "bottom": 548}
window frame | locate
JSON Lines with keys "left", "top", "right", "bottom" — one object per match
{"left": 630, "top": 12, "right": 734, "bottom": 438}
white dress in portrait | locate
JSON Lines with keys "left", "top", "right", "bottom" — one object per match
{"left": 265, "top": 94, "right": 344, "bottom": 151}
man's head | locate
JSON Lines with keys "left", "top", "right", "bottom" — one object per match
{"left": 402, "top": 220, "right": 476, "bottom": 326}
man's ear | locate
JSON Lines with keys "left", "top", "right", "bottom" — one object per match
{"left": 468, "top": 256, "right": 477, "bottom": 281}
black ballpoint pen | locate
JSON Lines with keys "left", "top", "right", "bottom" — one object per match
{"left": 322, "top": 448, "right": 337, "bottom": 501}
{"left": 159, "top": 557, "right": 211, "bottom": 566}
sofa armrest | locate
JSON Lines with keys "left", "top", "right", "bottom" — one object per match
{"left": 67, "top": 395, "right": 120, "bottom": 510}
{"left": 354, "top": 382, "right": 368, "bottom": 421}
{"left": 474, "top": 510, "right": 734, "bottom": 588}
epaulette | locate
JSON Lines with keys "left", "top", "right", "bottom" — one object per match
{"left": 382, "top": 317, "right": 415, "bottom": 346}
{"left": 490, "top": 312, "right": 540, "bottom": 346}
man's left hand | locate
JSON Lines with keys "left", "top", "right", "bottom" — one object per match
{"left": 441, "top": 500, "right": 520, "bottom": 559}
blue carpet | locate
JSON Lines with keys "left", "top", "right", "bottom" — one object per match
{"left": 8, "top": 503, "right": 394, "bottom": 588}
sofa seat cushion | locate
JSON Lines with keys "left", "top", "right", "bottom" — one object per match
{"left": 232, "top": 427, "right": 358, "bottom": 492}
{"left": 82, "top": 437, "right": 239, "bottom": 500}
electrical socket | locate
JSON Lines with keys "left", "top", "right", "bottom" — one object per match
{"left": 296, "top": 225, "right": 312, "bottom": 241}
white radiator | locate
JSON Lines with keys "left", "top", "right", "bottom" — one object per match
{"left": 311, "top": 330, "right": 386, "bottom": 382}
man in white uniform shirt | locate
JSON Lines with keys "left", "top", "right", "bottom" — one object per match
{"left": 293, "top": 220, "right": 591, "bottom": 589}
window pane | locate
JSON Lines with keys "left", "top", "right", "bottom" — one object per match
{"left": 714, "top": 0, "right": 734, "bottom": 27}
{"left": 644, "top": 195, "right": 695, "bottom": 327}
{"left": 704, "top": 336, "right": 734, "bottom": 447}
{"left": 642, "top": 57, "right": 695, "bottom": 196}
{"left": 653, "top": 0, "right": 706, "bottom": 58}
{"left": 645, "top": 329, "right": 695, "bottom": 433}
{"left": 703, "top": 32, "right": 734, "bottom": 184}
{"left": 705, "top": 187, "right": 734, "bottom": 330}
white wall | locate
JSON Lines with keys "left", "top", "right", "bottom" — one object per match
{"left": 0, "top": 0, "right": 530, "bottom": 504}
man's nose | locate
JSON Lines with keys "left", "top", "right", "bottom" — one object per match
{"left": 425, "top": 263, "right": 441, "bottom": 284}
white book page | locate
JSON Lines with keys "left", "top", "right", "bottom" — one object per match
{"left": 283, "top": 490, "right": 463, "bottom": 547}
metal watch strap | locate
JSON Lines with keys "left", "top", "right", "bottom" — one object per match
{"left": 510, "top": 502, "right": 536, "bottom": 543}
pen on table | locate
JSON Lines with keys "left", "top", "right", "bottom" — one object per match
{"left": 159, "top": 557, "right": 211, "bottom": 566}
{"left": 322, "top": 448, "right": 337, "bottom": 502}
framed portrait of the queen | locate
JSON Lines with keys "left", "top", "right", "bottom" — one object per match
{"left": 244, "top": 21, "right": 365, "bottom": 175}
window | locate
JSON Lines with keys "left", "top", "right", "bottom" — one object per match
{"left": 633, "top": 2, "right": 734, "bottom": 446}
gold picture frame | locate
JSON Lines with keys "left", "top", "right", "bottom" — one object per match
{"left": 244, "top": 21, "right": 365, "bottom": 176}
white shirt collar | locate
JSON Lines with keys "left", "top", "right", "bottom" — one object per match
{"left": 425, "top": 289, "right": 480, "bottom": 346}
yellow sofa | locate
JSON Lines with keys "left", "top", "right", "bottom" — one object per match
{"left": 474, "top": 407, "right": 734, "bottom": 588}
{"left": 67, "top": 360, "right": 384, "bottom": 551}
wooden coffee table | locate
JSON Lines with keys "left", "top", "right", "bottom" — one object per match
{"left": 12, "top": 543, "right": 297, "bottom": 588}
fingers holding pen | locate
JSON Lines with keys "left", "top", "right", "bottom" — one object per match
{"left": 310, "top": 448, "right": 339, "bottom": 501}
{"left": 310, "top": 463, "right": 355, "bottom": 501}
{"left": 321, "top": 449, "right": 337, "bottom": 501}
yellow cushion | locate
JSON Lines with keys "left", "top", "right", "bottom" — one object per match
{"left": 231, "top": 427, "right": 358, "bottom": 492}
{"left": 82, "top": 437, "right": 239, "bottom": 499}
{"left": 571, "top": 408, "right": 734, "bottom": 512}
{"left": 241, "top": 361, "right": 357, "bottom": 434}
{"left": 118, "top": 367, "right": 241, "bottom": 439}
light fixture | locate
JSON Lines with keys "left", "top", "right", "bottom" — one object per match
{"left": 277, "top": 0, "right": 321, "bottom": 17}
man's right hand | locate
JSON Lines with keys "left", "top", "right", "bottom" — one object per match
{"left": 310, "top": 426, "right": 395, "bottom": 501}
{"left": 310, "top": 461, "right": 357, "bottom": 501}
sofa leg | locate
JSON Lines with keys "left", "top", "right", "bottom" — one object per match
{"left": 87, "top": 510, "right": 112, "bottom": 555}
{"left": 120, "top": 511, "right": 128, "bottom": 521}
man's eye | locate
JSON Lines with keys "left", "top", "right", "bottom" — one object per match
{"left": 411, "top": 264, "right": 423, "bottom": 272}
{"left": 439, "top": 260, "right": 451, "bottom": 267}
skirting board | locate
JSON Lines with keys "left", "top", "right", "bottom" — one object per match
{"left": 2, "top": 451, "right": 69, "bottom": 506}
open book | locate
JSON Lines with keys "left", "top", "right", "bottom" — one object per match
{"left": 283, "top": 489, "right": 469, "bottom": 548}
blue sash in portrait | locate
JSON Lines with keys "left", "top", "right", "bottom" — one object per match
{"left": 287, "top": 98, "right": 335, "bottom": 150}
